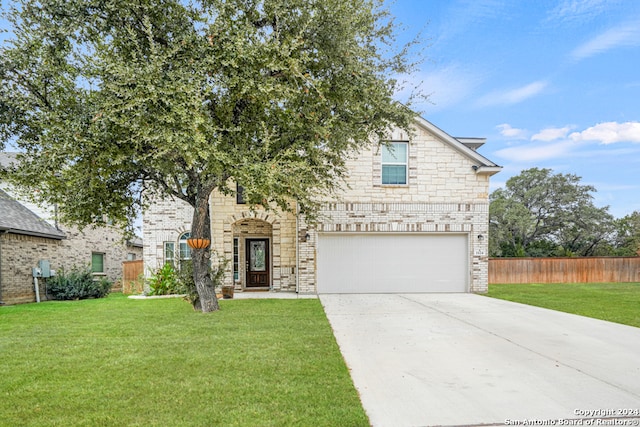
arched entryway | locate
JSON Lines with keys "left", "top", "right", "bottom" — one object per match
{"left": 225, "top": 212, "right": 279, "bottom": 291}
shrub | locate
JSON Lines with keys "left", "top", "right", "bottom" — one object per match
{"left": 47, "top": 266, "right": 112, "bottom": 300}
{"left": 146, "top": 263, "right": 180, "bottom": 296}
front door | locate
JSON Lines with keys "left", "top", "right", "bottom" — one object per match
{"left": 246, "top": 239, "right": 269, "bottom": 288}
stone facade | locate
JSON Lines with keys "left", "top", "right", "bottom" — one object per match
{"left": 211, "top": 194, "right": 298, "bottom": 292}
{"left": 55, "top": 224, "right": 143, "bottom": 289}
{"left": 308, "top": 123, "right": 493, "bottom": 293}
{"left": 142, "top": 119, "right": 499, "bottom": 294}
{"left": 142, "top": 195, "right": 194, "bottom": 282}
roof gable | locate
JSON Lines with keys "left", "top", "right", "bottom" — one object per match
{"left": 412, "top": 116, "right": 502, "bottom": 176}
{"left": 0, "top": 188, "right": 66, "bottom": 239}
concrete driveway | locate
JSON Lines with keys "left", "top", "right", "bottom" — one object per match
{"left": 320, "top": 293, "right": 640, "bottom": 427}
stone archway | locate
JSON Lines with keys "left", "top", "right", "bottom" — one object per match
{"left": 224, "top": 212, "right": 281, "bottom": 291}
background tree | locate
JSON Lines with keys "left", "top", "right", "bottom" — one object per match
{"left": 0, "top": 0, "right": 418, "bottom": 312}
{"left": 553, "top": 204, "right": 614, "bottom": 256}
{"left": 610, "top": 211, "right": 640, "bottom": 256}
{"left": 489, "top": 168, "right": 614, "bottom": 257}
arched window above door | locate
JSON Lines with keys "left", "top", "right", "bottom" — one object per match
{"left": 179, "top": 232, "right": 192, "bottom": 261}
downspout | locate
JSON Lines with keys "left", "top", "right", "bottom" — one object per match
{"left": 0, "top": 230, "right": 9, "bottom": 305}
{"left": 295, "top": 203, "right": 300, "bottom": 294}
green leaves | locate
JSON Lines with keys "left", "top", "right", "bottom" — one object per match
{"left": 1, "top": 0, "right": 417, "bottom": 227}
{"left": 489, "top": 168, "right": 615, "bottom": 257}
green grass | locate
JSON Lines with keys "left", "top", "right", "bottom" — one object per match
{"left": 487, "top": 282, "right": 640, "bottom": 328}
{"left": 0, "top": 294, "right": 368, "bottom": 426}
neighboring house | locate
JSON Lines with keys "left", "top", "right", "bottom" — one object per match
{"left": 0, "top": 152, "right": 143, "bottom": 304}
{"left": 144, "top": 116, "right": 501, "bottom": 294}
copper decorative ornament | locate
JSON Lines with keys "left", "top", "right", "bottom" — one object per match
{"left": 186, "top": 238, "right": 210, "bottom": 249}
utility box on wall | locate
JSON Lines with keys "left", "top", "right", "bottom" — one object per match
{"left": 39, "top": 260, "right": 51, "bottom": 278}
{"left": 32, "top": 260, "right": 52, "bottom": 278}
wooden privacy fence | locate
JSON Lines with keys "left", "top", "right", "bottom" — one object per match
{"left": 122, "top": 260, "right": 144, "bottom": 294}
{"left": 489, "top": 257, "right": 640, "bottom": 284}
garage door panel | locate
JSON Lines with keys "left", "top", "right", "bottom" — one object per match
{"left": 317, "top": 234, "right": 468, "bottom": 293}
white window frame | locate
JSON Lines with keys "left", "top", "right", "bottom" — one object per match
{"left": 381, "top": 142, "right": 408, "bottom": 185}
{"left": 164, "top": 242, "right": 175, "bottom": 266}
{"left": 178, "top": 232, "right": 192, "bottom": 261}
{"left": 233, "top": 237, "right": 240, "bottom": 282}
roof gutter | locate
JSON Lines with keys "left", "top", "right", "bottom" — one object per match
{"left": 472, "top": 165, "right": 503, "bottom": 176}
{"left": 0, "top": 226, "right": 65, "bottom": 240}
{"left": 295, "top": 203, "right": 300, "bottom": 294}
{"left": 0, "top": 230, "right": 7, "bottom": 305}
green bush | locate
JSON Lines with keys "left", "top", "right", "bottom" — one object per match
{"left": 47, "top": 266, "right": 112, "bottom": 300}
{"left": 146, "top": 263, "right": 180, "bottom": 296}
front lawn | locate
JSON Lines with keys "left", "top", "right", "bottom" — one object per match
{"left": 0, "top": 294, "right": 368, "bottom": 426}
{"left": 487, "top": 282, "right": 640, "bottom": 328}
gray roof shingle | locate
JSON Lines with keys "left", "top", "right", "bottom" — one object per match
{"left": 0, "top": 187, "right": 66, "bottom": 240}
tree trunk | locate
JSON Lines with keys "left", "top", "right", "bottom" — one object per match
{"left": 191, "top": 188, "right": 220, "bottom": 313}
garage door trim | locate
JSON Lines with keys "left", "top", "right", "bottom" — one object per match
{"left": 317, "top": 232, "right": 469, "bottom": 294}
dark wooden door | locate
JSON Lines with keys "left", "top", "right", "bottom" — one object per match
{"left": 246, "top": 239, "right": 269, "bottom": 287}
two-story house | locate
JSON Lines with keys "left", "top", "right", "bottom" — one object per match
{"left": 143, "top": 116, "right": 501, "bottom": 294}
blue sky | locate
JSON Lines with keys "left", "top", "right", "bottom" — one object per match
{"left": 388, "top": 0, "right": 640, "bottom": 218}
{"left": 2, "top": 1, "right": 639, "bottom": 218}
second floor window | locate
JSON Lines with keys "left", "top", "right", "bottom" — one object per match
{"left": 381, "top": 142, "right": 408, "bottom": 185}
{"left": 236, "top": 183, "right": 246, "bottom": 204}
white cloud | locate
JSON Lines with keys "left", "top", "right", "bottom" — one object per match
{"left": 496, "top": 124, "right": 527, "bottom": 139}
{"left": 546, "top": 0, "right": 611, "bottom": 25}
{"left": 493, "top": 140, "right": 576, "bottom": 163}
{"left": 436, "top": 0, "right": 511, "bottom": 44}
{"left": 569, "top": 121, "right": 640, "bottom": 144}
{"left": 396, "top": 65, "right": 482, "bottom": 113}
{"left": 476, "top": 81, "right": 548, "bottom": 107}
{"left": 571, "top": 20, "right": 640, "bottom": 60}
{"left": 495, "top": 122, "right": 640, "bottom": 164}
{"left": 532, "top": 126, "right": 573, "bottom": 141}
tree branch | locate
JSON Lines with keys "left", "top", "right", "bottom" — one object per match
{"left": 7, "top": 69, "right": 52, "bottom": 110}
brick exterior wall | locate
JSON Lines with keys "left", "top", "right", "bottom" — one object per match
{"left": 210, "top": 195, "right": 298, "bottom": 292}
{"left": 302, "top": 125, "right": 492, "bottom": 293}
{"left": 0, "top": 182, "right": 142, "bottom": 304}
{"left": 142, "top": 122, "right": 495, "bottom": 294}
{"left": 142, "top": 195, "right": 194, "bottom": 289}
{"left": 0, "top": 233, "right": 62, "bottom": 304}
{"left": 309, "top": 202, "right": 489, "bottom": 293}
{"left": 0, "top": 226, "right": 142, "bottom": 305}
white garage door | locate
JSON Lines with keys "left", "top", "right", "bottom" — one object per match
{"left": 317, "top": 233, "right": 468, "bottom": 293}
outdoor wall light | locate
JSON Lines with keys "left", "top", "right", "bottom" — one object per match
{"left": 477, "top": 234, "right": 484, "bottom": 241}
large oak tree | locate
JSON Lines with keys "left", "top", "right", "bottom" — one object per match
{"left": 0, "top": 0, "right": 418, "bottom": 311}
{"left": 489, "top": 168, "right": 614, "bottom": 257}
